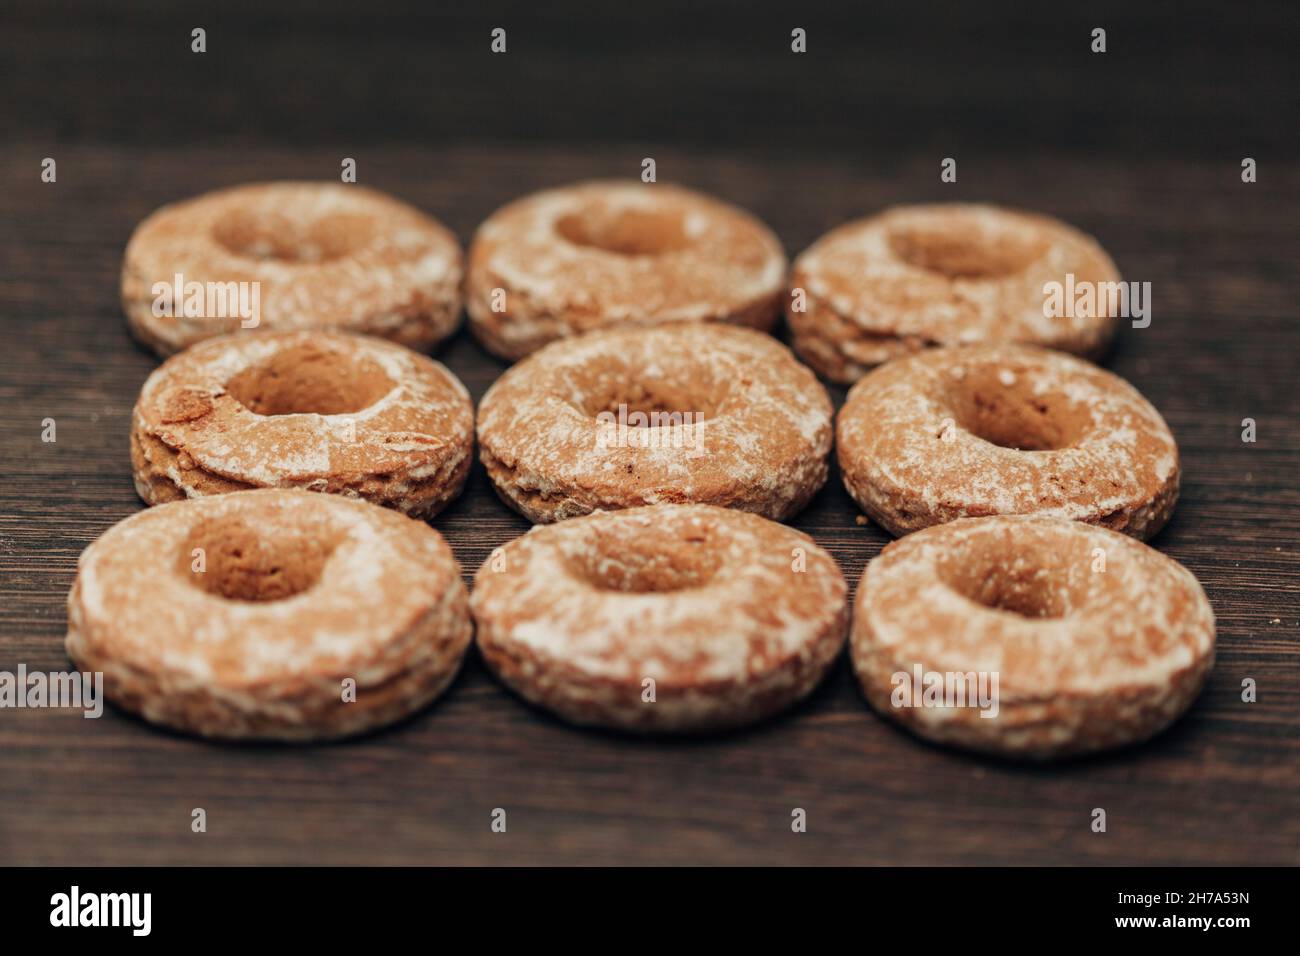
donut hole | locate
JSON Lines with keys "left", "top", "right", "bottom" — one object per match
{"left": 938, "top": 543, "right": 1069, "bottom": 620}
{"left": 556, "top": 206, "right": 691, "bottom": 256}
{"left": 567, "top": 528, "right": 722, "bottom": 593}
{"left": 888, "top": 216, "right": 1047, "bottom": 279}
{"left": 946, "top": 366, "right": 1086, "bottom": 451}
{"left": 227, "top": 342, "right": 395, "bottom": 416}
{"left": 579, "top": 374, "right": 722, "bottom": 426}
{"left": 181, "top": 516, "right": 340, "bottom": 602}
{"left": 212, "top": 207, "right": 374, "bottom": 263}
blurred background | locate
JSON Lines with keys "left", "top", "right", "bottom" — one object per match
{"left": 7, "top": 0, "right": 1295, "bottom": 156}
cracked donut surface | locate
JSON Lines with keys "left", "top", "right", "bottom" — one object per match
{"left": 837, "top": 344, "right": 1179, "bottom": 539}
{"left": 472, "top": 504, "right": 849, "bottom": 732}
{"left": 466, "top": 180, "right": 786, "bottom": 360}
{"left": 788, "top": 203, "right": 1120, "bottom": 383}
{"left": 476, "top": 323, "right": 833, "bottom": 523}
{"left": 65, "top": 489, "right": 472, "bottom": 741}
{"left": 851, "top": 515, "right": 1215, "bottom": 759}
{"left": 123, "top": 181, "right": 462, "bottom": 355}
{"left": 131, "top": 330, "right": 474, "bottom": 519}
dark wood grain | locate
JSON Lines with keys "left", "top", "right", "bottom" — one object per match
{"left": 2, "top": 0, "right": 1298, "bottom": 865}
{"left": 5, "top": 1, "right": 1296, "bottom": 158}
{"left": 1, "top": 142, "right": 1296, "bottom": 866}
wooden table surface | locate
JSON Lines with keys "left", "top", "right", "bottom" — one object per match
{"left": 2, "top": 140, "right": 1297, "bottom": 866}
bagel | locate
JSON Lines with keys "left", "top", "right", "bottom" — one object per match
{"left": 837, "top": 344, "right": 1179, "bottom": 539}
{"left": 466, "top": 180, "right": 786, "bottom": 360}
{"left": 65, "top": 490, "right": 472, "bottom": 741}
{"left": 131, "top": 331, "right": 474, "bottom": 520}
{"left": 123, "top": 182, "right": 462, "bottom": 356}
{"left": 788, "top": 203, "right": 1120, "bottom": 383}
{"left": 471, "top": 504, "right": 849, "bottom": 732}
{"left": 851, "top": 515, "right": 1215, "bottom": 759}
{"left": 477, "top": 323, "right": 833, "bottom": 523}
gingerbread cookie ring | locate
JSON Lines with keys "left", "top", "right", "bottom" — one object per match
{"left": 66, "top": 489, "right": 472, "bottom": 741}
{"left": 123, "top": 182, "right": 462, "bottom": 356}
{"left": 472, "top": 504, "right": 849, "bottom": 732}
{"left": 466, "top": 180, "right": 786, "bottom": 361}
{"left": 851, "top": 516, "right": 1215, "bottom": 760}
{"left": 132, "top": 330, "right": 474, "bottom": 520}
{"left": 788, "top": 203, "right": 1121, "bottom": 383}
{"left": 477, "top": 323, "right": 833, "bottom": 523}
{"left": 837, "top": 344, "right": 1179, "bottom": 539}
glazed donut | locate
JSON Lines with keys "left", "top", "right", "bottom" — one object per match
{"left": 837, "top": 344, "right": 1178, "bottom": 539}
{"left": 788, "top": 203, "right": 1121, "bottom": 383}
{"left": 123, "top": 182, "right": 462, "bottom": 356}
{"left": 851, "top": 515, "right": 1215, "bottom": 759}
{"left": 65, "top": 489, "right": 472, "bottom": 741}
{"left": 477, "top": 323, "right": 833, "bottom": 523}
{"left": 466, "top": 180, "right": 786, "bottom": 361}
{"left": 471, "top": 504, "right": 849, "bottom": 732}
{"left": 131, "top": 330, "right": 473, "bottom": 520}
